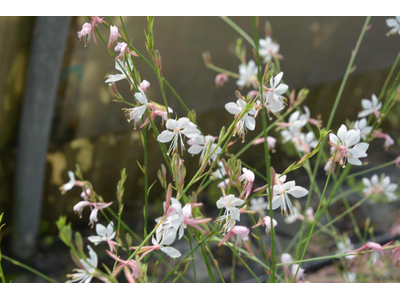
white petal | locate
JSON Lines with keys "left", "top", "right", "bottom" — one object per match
{"left": 161, "top": 246, "right": 181, "bottom": 258}
{"left": 225, "top": 102, "right": 241, "bottom": 115}
{"left": 157, "top": 131, "right": 175, "bottom": 143}
{"left": 287, "top": 186, "right": 309, "bottom": 198}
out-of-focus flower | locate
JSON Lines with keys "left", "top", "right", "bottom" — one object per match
{"left": 217, "top": 225, "right": 252, "bottom": 253}
{"left": 252, "top": 136, "right": 277, "bottom": 151}
{"left": 386, "top": 17, "right": 400, "bottom": 36}
{"left": 328, "top": 124, "right": 369, "bottom": 166}
{"left": 252, "top": 216, "right": 277, "bottom": 235}
{"left": 67, "top": 246, "right": 98, "bottom": 283}
{"left": 351, "top": 241, "right": 393, "bottom": 265}
{"left": 215, "top": 73, "right": 229, "bottom": 88}
{"left": 236, "top": 60, "right": 258, "bottom": 88}
{"left": 88, "top": 221, "right": 118, "bottom": 252}
{"left": 140, "top": 80, "right": 150, "bottom": 92}
{"left": 60, "top": 171, "right": 79, "bottom": 194}
{"left": 291, "top": 264, "right": 305, "bottom": 283}
{"left": 358, "top": 94, "right": 382, "bottom": 118}
{"left": 370, "top": 130, "right": 394, "bottom": 151}
{"left": 337, "top": 237, "right": 355, "bottom": 260}
{"left": 157, "top": 117, "right": 200, "bottom": 154}
{"left": 362, "top": 174, "right": 398, "bottom": 201}
{"left": 225, "top": 99, "right": 256, "bottom": 141}
{"left": 250, "top": 197, "right": 268, "bottom": 215}
{"left": 281, "top": 253, "right": 292, "bottom": 276}
{"left": 215, "top": 194, "right": 244, "bottom": 233}
{"left": 259, "top": 37, "right": 281, "bottom": 63}
{"left": 354, "top": 118, "right": 372, "bottom": 140}
{"left": 296, "top": 131, "right": 318, "bottom": 153}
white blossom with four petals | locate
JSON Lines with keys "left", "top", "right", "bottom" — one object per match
{"left": 157, "top": 117, "right": 200, "bottom": 154}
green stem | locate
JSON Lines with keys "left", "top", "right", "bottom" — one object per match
{"left": 1, "top": 255, "right": 58, "bottom": 283}
{"left": 252, "top": 16, "right": 275, "bottom": 282}
{"left": 220, "top": 16, "right": 255, "bottom": 48}
{"left": 295, "top": 16, "right": 371, "bottom": 255}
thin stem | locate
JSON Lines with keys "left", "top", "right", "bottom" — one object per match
{"left": 1, "top": 255, "right": 58, "bottom": 283}
{"left": 252, "top": 16, "right": 275, "bottom": 282}
{"left": 220, "top": 16, "right": 255, "bottom": 48}
{"left": 295, "top": 16, "right": 371, "bottom": 255}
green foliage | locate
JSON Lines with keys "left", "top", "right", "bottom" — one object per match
{"left": 56, "top": 216, "right": 73, "bottom": 248}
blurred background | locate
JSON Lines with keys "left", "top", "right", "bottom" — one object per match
{"left": 0, "top": 16, "right": 399, "bottom": 282}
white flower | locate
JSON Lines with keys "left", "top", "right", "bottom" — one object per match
{"left": 88, "top": 222, "right": 116, "bottom": 245}
{"left": 225, "top": 99, "right": 256, "bottom": 141}
{"left": 296, "top": 131, "right": 318, "bottom": 153}
{"left": 250, "top": 197, "right": 268, "bottom": 214}
{"left": 152, "top": 226, "right": 181, "bottom": 258}
{"left": 291, "top": 264, "right": 305, "bottom": 282}
{"left": 260, "top": 216, "right": 277, "bottom": 235}
{"left": 346, "top": 272, "right": 357, "bottom": 283}
{"left": 284, "top": 207, "right": 301, "bottom": 224}
{"left": 105, "top": 59, "right": 133, "bottom": 84}
{"left": 354, "top": 118, "right": 372, "bottom": 140}
{"left": 286, "top": 109, "right": 308, "bottom": 130}
{"left": 281, "top": 253, "right": 292, "bottom": 264}
{"left": 268, "top": 180, "right": 309, "bottom": 215}
{"left": 337, "top": 237, "right": 355, "bottom": 260}
{"left": 215, "top": 194, "right": 245, "bottom": 233}
{"left": 265, "top": 72, "right": 288, "bottom": 114}
{"left": 236, "top": 60, "right": 258, "bottom": 88}
{"left": 329, "top": 124, "right": 369, "bottom": 166}
{"left": 362, "top": 174, "right": 398, "bottom": 201}
{"left": 60, "top": 171, "right": 76, "bottom": 194}
{"left": 212, "top": 161, "right": 227, "bottom": 180}
{"left": 187, "top": 135, "right": 221, "bottom": 162}
{"left": 259, "top": 37, "right": 280, "bottom": 63}
{"left": 124, "top": 91, "right": 148, "bottom": 128}
{"left": 358, "top": 94, "right": 382, "bottom": 118}
{"left": 157, "top": 117, "right": 200, "bottom": 154}
{"left": 68, "top": 246, "right": 98, "bottom": 283}
{"left": 281, "top": 126, "right": 301, "bottom": 143}
{"left": 386, "top": 17, "right": 400, "bottom": 36}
